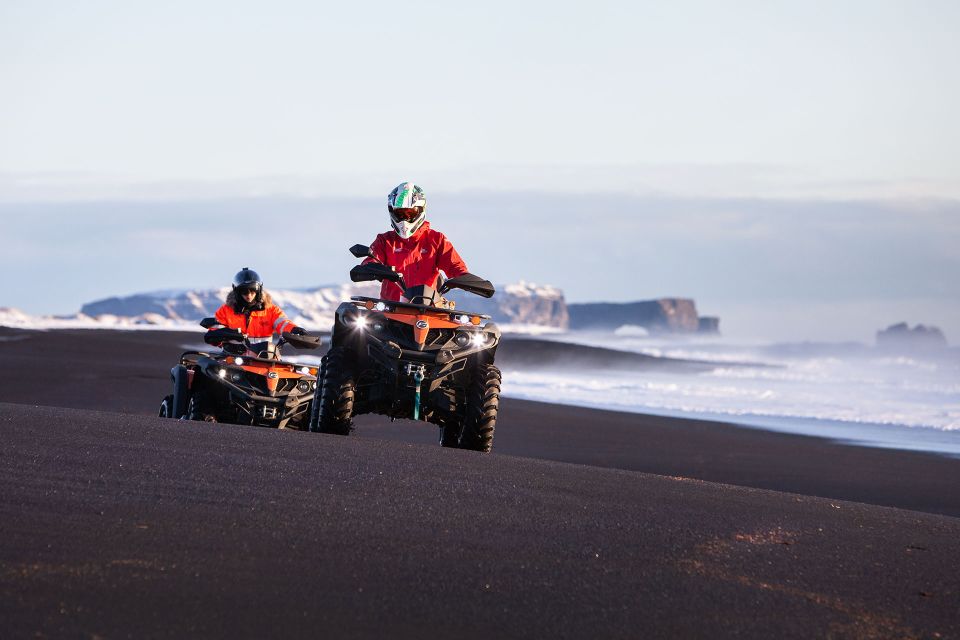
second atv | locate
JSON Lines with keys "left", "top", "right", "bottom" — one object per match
{"left": 309, "top": 244, "right": 502, "bottom": 452}
{"left": 159, "top": 318, "right": 322, "bottom": 429}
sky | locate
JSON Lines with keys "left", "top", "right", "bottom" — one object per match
{"left": 1, "top": 1, "right": 958, "bottom": 341}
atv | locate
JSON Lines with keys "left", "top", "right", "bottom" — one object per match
{"left": 309, "top": 244, "right": 502, "bottom": 452}
{"left": 159, "top": 318, "right": 322, "bottom": 429}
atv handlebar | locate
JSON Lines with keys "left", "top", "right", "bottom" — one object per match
{"left": 204, "top": 327, "right": 246, "bottom": 346}
{"left": 281, "top": 331, "right": 322, "bottom": 350}
{"left": 438, "top": 273, "right": 496, "bottom": 298}
{"left": 204, "top": 326, "right": 321, "bottom": 354}
{"left": 350, "top": 262, "right": 406, "bottom": 289}
{"left": 346, "top": 244, "right": 494, "bottom": 299}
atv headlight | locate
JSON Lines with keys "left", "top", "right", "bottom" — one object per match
{"left": 298, "top": 366, "right": 310, "bottom": 374}
{"left": 234, "top": 357, "right": 244, "bottom": 366}
{"left": 217, "top": 368, "right": 228, "bottom": 378}
{"left": 454, "top": 332, "right": 471, "bottom": 348}
{"left": 374, "top": 301, "right": 389, "bottom": 312}
{"left": 470, "top": 332, "right": 488, "bottom": 347}
{"left": 297, "top": 380, "right": 311, "bottom": 393}
{"left": 353, "top": 314, "right": 368, "bottom": 329}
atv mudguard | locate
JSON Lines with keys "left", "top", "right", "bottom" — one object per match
{"left": 170, "top": 364, "right": 191, "bottom": 419}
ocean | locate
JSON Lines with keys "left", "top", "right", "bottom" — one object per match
{"left": 501, "top": 332, "right": 960, "bottom": 457}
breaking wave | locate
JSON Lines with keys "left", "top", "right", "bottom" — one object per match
{"left": 501, "top": 333, "right": 960, "bottom": 455}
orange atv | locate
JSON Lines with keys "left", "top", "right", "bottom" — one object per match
{"left": 309, "top": 244, "right": 501, "bottom": 452}
{"left": 158, "top": 319, "right": 322, "bottom": 429}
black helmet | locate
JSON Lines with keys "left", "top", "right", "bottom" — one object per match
{"left": 232, "top": 267, "right": 262, "bottom": 294}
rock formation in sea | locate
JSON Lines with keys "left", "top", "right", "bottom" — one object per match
{"left": 567, "top": 299, "right": 711, "bottom": 333}
{"left": 876, "top": 322, "right": 948, "bottom": 351}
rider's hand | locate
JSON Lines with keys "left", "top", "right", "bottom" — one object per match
{"left": 290, "top": 327, "right": 307, "bottom": 336}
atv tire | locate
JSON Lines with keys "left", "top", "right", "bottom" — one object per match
{"left": 187, "top": 392, "right": 216, "bottom": 422}
{"left": 458, "top": 364, "right": 501, "bottom": 453}
{"left": 159, "top": 395, "right": 174, "bottom": 418}
{"left": 307, "top": 354, "right": 328, "bottom": 432}
{"left": 315, "top": 347, "right": 355, "bottom": 436}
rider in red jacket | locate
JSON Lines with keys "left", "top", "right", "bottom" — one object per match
{"left": 363, "top": 182, "right": 468, "bottom": 301}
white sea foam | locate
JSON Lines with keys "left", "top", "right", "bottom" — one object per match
{"left": 501, "top": 332, "right": 960, "bottom": 455}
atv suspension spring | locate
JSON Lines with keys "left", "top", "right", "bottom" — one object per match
{"left": 411, "top": 365, "right": 426, "bottom": 421}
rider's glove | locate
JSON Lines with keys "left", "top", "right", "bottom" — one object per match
{"left": 290, "top": 327, "right": 307, "bottom": 336}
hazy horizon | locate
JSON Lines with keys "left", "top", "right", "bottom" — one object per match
{"left": 2, "top": 188, "right": 957, "bottom": 343}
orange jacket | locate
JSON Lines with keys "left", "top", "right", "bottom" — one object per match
{"left": 210, "top": 291, "right": 296, "bottom": 339}
{"left": 362, "top": 221, "right": 468, "bottom": 301}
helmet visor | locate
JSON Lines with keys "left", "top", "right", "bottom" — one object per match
{"left": 237, "top": 285, "right": 259, "bottom": 297}
{"left": 390, "top": 207, "right": 422, "bottom": 222}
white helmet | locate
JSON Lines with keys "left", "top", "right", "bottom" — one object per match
{"left": 387, "top": 181, "right": 427, "bottom": 239}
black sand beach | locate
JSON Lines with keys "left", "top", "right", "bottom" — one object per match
{"left": 0, "top": 327, "right": 958, "bottom": 638}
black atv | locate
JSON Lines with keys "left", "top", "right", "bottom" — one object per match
{"left": 159, "top": 318, "right": 322, "bottom": 429}
{"left": 309, "top": 244, "right": 502, "bottom": 452}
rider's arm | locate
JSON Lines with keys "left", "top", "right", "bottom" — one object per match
{"left": 436, "top": 233, "right": 468, "bottom": 278}
{"left": 204, "top": 305, "right": 241, "bottom": 346}
{"left": 211, "top": 305, "right": 231, "bottom": 330}
{"left": 268, "top": 305, "right": 296, "bottom": 335}
{"left": 362, "top": 235, "right": 388, "bottom": 266}
{"left": 362, "top": 234, "right": 404, "bottom": 300}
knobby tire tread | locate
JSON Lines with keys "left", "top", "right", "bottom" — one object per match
{"left": 308, "top": 355, "right": 328, "bottom": 431}
{"left": 318, "top": 347, "right": 355, "bottom": 436}
{"left": 459, "top": 364, "right": 501, "bottom": 453}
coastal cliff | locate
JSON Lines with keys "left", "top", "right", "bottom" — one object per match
{"left": 71, "top": 284, "right": 718, "bottom": 334}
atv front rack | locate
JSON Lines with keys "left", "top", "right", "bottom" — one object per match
{"left": 181, "top": 350, "right": 317, "bottom": 372}
{"left": 350, "top": 296, "right": 491, "bottom": 320}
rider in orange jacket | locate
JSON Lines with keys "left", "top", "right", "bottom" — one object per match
{"left": 208, "top": 268, "right": 304, "bottom": 352}
{"left": 362, "top": 182, "right": 468, "bottom": 301}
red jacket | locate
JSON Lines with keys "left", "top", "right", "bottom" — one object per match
{"left": 211, "top": 291, "right": 296, "bottom": 340}
{"left": 363, "top": 221, "right": 468, "bottom": 301}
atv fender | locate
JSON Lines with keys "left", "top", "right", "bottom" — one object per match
{"left": 170, "top": 364, "right": 191, "bottom": 419}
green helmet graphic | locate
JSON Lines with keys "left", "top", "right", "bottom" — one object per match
{"left": 387, "top": 181, "right": 427, "bottom": 239}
